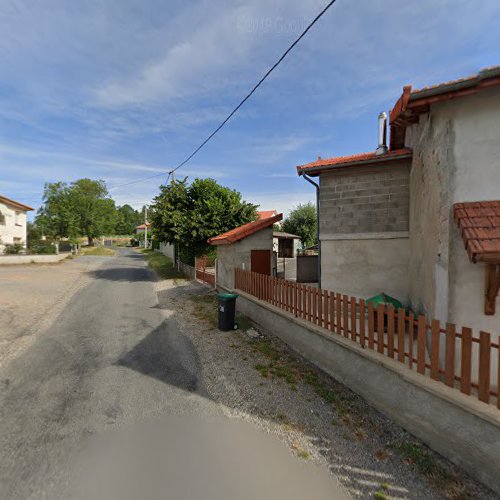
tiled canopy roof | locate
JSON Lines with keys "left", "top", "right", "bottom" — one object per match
{"left": 454, "top": 201, "right": 500, "bottom": 263}
{"left": 208, "top": 213, "right": 282, "bottom": 246}
{"left": 296, "top": 148, "right": 412, "bottom": 175}
{"left": 136, "top": 223, "right": 151, "bottom": 229}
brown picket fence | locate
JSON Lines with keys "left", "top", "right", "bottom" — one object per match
{"left": 234, "top": 268, "right": 500, "bottom": 408}
{"left": 195, "top": 256, "right": 215, "bottom": 287}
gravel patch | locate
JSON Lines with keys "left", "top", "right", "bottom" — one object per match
{"left": 0, "top": 255, "right": 109, "bottom": 368}
{"left": 155, "top": 279, "right": 495, "bottom": 500}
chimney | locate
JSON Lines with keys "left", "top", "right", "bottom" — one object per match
{"left": 375, "top": 111, "right": 388, "bottom": 155}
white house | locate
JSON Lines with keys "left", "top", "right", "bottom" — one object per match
{"left": 0, "top": 195, "right": 34, "bottom": 253}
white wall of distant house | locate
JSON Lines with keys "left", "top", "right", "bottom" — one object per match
{"left": 0, "top": 202, "right": 28, "bottom": 252}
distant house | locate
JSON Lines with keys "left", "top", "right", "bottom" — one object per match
{"left": 0, "top": 195, "right": 34, "bottom": 253}
{"left": 209, "top": 213, "right": 283, "bottom": 290}
{"left": 135, "top": 223, "right": 151, "bottom": 235}
{"left": 296, "top": 66, "right": 500, "bottom": 332}
{"left": 273, "top": 231, "right": 300, "bottom": 258}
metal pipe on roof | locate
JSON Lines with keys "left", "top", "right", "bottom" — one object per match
{"left": 375, "top": 111, "right": 388, "bottom": 155}
{"left": 299, "top": 172, "right": 321, "bottom": 288}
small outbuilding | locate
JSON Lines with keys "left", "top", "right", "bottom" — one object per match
{"left": 273, "top": 231, "right": 300, "bottom": 258}
{"left": 208, "top": 213, "right": 283, "bottom": 290}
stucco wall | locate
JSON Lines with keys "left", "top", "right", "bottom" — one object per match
{"left": 321, "top": 238, "right": 409, "bottom": 300}
{"left": 448, "top": 88, "right": 500, "bottom": 334}
{"left": 405, "top": 87, "right": 500, "bottom": 333}
{"left": 0, "top": 202, "right": 28, "bottom": 252}
{"left": 319, "top": 161, "right": 410, "bottom": 236}
{"left": 159, "top": 242, "right": 175, "bottom": 261}
{"left": 405, "top": 110, "right": 453, "bottom": 319}
{"left": 215, "top": 227, "right": 273, "bottom": 290}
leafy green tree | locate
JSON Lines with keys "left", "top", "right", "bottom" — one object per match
{"left": 115, "top": 204, "right": 142, "bottom": 234}
{"left": 37, "top": 179, "right": 117, "bottom": 245}
{"left": 282, "top": 202, "right": 317, "bottom": 248}
{"left": 150, "top": 177, "right": 257, "bottom": 262}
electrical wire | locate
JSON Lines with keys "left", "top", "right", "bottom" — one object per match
{"left": 109, "top": 0, "right": 337, "bottom": 190}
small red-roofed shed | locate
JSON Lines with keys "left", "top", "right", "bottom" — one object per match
{"left": 209, "top": 213, "right": 282, "bottom": 290}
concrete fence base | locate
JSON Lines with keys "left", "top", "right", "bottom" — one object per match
{"left": 230, "top": 288, "right": 500, "bottom": 494}
{"left": 0, "top": 253, "right": 71, "bottom": 265}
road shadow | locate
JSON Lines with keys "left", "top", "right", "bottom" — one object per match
{"left": 116, "top": 320, "right": 205, "bottom": 395}
{"left": 87, "top": 266, "right": 152, "bottom": 283}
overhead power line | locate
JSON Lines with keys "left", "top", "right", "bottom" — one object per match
{"left": 109, "top": 0, "right": 338, "bottom": 190}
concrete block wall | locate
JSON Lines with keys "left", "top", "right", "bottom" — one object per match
{"left": 319, "top": 161, "right": 410, "bottom": 236}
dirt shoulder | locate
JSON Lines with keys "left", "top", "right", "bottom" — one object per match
{"left": 155, "top": 279, "right": 495, "bottom": 500}
{"left": 0, "top": 256, "right": 109, "bottom": 368}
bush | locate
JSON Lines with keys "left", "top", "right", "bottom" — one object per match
{"left": 30, "top": 243, "right": 56, "bottom": 254}
{"left": 4, "top": 243, "right": 24, "bottom": 254}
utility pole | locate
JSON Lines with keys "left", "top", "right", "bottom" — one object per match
{"left": 144, "top": 205, "right": 148, "bottom": 248}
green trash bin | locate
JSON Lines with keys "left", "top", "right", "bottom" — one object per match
{"left": 366, "top": 293, "right": 404, "bottom": 331}
{"left": 217, "top": 293, "right": 239, "bottom": 331}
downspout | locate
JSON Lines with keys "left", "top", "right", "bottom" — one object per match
{"left": 299, "top": 172, "right": 321, "bottom": 288}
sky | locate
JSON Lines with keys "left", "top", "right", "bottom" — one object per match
{"left": 1, "top": 0, "right": 500, "bottom": 219}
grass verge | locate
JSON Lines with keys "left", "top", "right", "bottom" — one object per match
{"left": 390, "top": 441, "right": 466, "bottom": 498}
{"left": 140, "top": 249, "right": 185, "bottom": 280}
{"left": 190, "top": 294, "right": 218, "bottom": 328}
{"left": 81, "top": 247, "right": 116, "bottom": 256}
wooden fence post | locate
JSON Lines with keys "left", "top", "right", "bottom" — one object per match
{"left": 336, "top": 293, "right": 342, "bottom": 336}
{"left": 478, "top": 331, "right": 491, "bottom": 403}
{"left": 444, "top": 323, "right": 456, "bottom": 387}
{"left": 368, "top": 302, "right": 375, "bottom": 349}
{"left": 397, "top": 308, "right": 405, "bottom": 363}
{"left": 359, "top": 299, "right": 366, "bottom": 347}
{"left": 460, "top": 327, "right": 472, "bottom": 395}
{"left": 430, "top": 319, "right": 440, "bottom": 380}
{"left": 350, "top": 297, "right": 357, "bottom": 342}
{"left": 329, "top": 292, "right": 335, "bottom": 333}
{"left": 343, "top": 295, "right": 349, "bottom": 338}
{"left": 417, "top": 316, "right": 427, "bottom": 374}
{"left": 387, "top": 306, "right": 395, "bottom": 358}
{"left": 377, "top": 304, "right": 385, "bottom": 353}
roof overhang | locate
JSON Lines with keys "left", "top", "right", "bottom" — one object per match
{"left": 0, "top": 195, "right": 34, "bottom": 212}
{"left": 209, "top": 213, "right": 283, "bottom": 246}
{"left": 296, "top": 149, "right": 412, "bottom": 177}
{"left": 390, "top": 66, "right": 500, "bottom": 149}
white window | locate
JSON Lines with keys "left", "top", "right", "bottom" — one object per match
{"left": 15, "top": 211, "right": 22, "bottom": 226}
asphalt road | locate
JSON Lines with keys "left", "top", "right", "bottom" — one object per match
{"left": 0, "top": 248, "right": 348, "bottom": 500}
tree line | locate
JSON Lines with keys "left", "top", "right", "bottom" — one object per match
{"left": 34, "top": 177, "right": 317, "bottom": 254}
{"left": 35, "top": 179, "right": 144, "bottom": 245}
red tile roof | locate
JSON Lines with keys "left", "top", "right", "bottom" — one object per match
{"left": 0, "top": 195, "right": 34, "bottom": 212}
{"left": 136, "top": 223, "right": 151, "bottom": 229}
{"left": 257, "top": 210, "right": 277, "bottom": 219}
{"left": 390, "top": 66, "right": 500, "bottom": 148}
{"left": 296, "top": 148, "right": 412, "bottom": 175}
{"left": 208, "top": 213, "right": 283, "bottom": 246}
{"left": 454, "top": 201, "right": 500, "bottom": 263}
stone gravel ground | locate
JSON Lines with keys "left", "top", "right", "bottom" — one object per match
{"left": 155, "top": 278, "right": 495, "bottom": 500}
{"left": 0, "top": 255, "right": 111, "bottom": 368}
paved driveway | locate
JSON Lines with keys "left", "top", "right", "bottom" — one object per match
{"left": 0, "top": 248, "right": 347, "bottom": 499}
